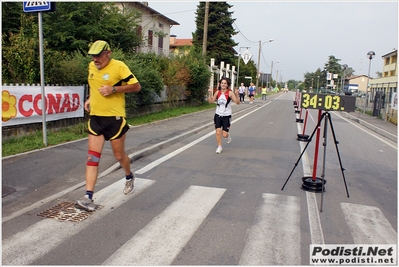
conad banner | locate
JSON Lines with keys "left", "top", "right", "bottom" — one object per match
{"left": 2, "top": 85, "right": 85, "bottom": 126}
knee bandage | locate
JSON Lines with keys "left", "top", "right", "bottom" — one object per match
{"left": 87, "top": 150, "right": 101, "bottom": 166}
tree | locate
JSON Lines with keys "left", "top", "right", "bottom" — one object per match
{"left": 286, "top": 79, "right": 301, "bottom": 90}
{"left": 237, "top": 59, "right": 257, "bottom": 86}
{"left": 2, "top": 2, "right": 143, "bottom": 84}
{"left": 323, "top": 55, "right": 343, "bottom": 90}
{"left": 344, "top": 67, "right": 355, "bottom": 78}
{"left": 2, "top": 2, "right": 24, "bottom": 45}
{"left": 42, "top": 2, "right": 141, "bottom": 55}
{"left": 302, "top": 56, "right": 357, "bottom": 92}
{"left": 193, "top": 2, "right": 238, "bottom": 67}
{"left": 303, "top": 68, "right": 325, "bottom": 92}
{"left": 2, "top": 13, "right": 44, "bottom": 84}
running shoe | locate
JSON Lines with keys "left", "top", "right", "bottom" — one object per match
{"left": 216, "top": 146, "right": 222, "bottom": 154}
{"left": 226, "top": 134, "right": 232, "bottom": 144}
{"left": 75, "top": 195, "right": 96, "bottom": 211}
{"left": 123, "top": 174, "right": 135, "bottom": 195}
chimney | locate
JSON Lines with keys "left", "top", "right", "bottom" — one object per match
{"left": 170, "top": 35, "right": 177, "bottom": 45}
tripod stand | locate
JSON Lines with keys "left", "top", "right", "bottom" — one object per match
{"left": 281, "top": 110, "right": 350, "bottom": 212}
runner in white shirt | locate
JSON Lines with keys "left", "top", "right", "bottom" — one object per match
{"left": 238, "top": 83, "right": 246, "bottom": 103}
{"left": 207, "top": 77, "right": 240, "bottom": 154}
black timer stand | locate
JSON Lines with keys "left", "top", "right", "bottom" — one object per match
{"left": 281, "top": 110, "right": 350, "bottom": 212}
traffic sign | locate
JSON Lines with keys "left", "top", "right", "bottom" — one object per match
{"left": 23, "top": 1, "right": 55, "bottom": 12}
{"left": 241, "top": 49, "right": 252, "bottom": 65}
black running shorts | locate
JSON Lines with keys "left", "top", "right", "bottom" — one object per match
{"left": 214, "top": 114, "right": 231, "bottom": 132}
{"left": 88, "top": 116, "right": 129, "bottom": 141}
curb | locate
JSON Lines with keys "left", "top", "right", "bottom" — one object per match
{"left": 339, "top": 112, "right": 397, "bottom": 143}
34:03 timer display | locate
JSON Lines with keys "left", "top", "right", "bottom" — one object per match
{"left": 300, "top": 93, "right": 356, "bottom": 112}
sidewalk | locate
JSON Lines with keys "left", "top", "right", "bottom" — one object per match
{"left": 339, "top": 110, "right": 397, "bottom": 143}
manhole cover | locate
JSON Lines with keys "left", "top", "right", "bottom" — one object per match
{"left": 37, "top": 201, "right": 103, "bottom": 222}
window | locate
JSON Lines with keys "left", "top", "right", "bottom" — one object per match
{"left": 148, "top": 30, "right": 153, "bottom": 46}
{"left": 158, "top": 35, "right": 163, "bottom": 49}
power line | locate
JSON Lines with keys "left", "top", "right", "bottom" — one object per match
{"left": 261, "top": 51, "right": 270, "bottom": 69}
{"left": 233, "top": 22, "right": 258, "bottom": 45}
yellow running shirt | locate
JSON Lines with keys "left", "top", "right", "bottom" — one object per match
{"left": 88, "top": 58, "right": 139, "bottom": 117}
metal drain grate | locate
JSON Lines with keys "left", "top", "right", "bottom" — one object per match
{"left": 37, "top": 201, "right": 102, "bottom": 222}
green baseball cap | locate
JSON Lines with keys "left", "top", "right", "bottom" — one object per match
{"left": 88, "top": 40, "right": 110, "bottom": 55}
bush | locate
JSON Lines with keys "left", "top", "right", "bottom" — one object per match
{"left": 124, "top": 53, "right": 165, "bottom": 109}
{"left": 186, "top": 51, "right": 211, "bottom": 104}
{"left": 162, "top": 49, "right": 211, "bottom": 106}
{"left": 47, "top": 51, "right": 90, "bottom": 85}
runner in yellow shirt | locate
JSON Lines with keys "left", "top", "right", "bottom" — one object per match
{"left": 262, "top": 86, "right": 267, "bottom": 101}
{"left": 76, "top": 40, "right": 141, "bottom": 211}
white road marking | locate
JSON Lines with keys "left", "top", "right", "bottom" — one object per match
{"left": 341, "top": 202, "right": 397, "bottom": 244}
{"left": 2, "top": 178, "right": 155, "bottom": 265}
{"left": 102, "top": 185, "right": 226, "bottom": 265}
{"left": 239, "top": 193, "right": 301, "bottom": 265}
{"left": 297, "top": 120, "right": 325, "bottom": 245}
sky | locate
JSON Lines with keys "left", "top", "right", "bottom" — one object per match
{"left": 147, "top": 1, "right": 398, "bottom": 82}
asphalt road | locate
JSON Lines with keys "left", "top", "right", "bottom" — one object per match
{"left": 2, "top": 92, "right": 397, "bottom": 265}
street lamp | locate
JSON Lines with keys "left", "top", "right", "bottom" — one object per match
{"left": 276, "top": 69, "right": 279, "bottom": 88}
{"left": 364, "top": 51, "right": 375, "bottom": 114}
{"left": 317, "top": 76, "right": 320, "bottom": 93}
{"left": 341, "top": 64, "right": 348, "bottom": 93}
{"left": 256, "top": 39, "right": 274, "bottom": 89}
{"left": 311, "top": 78, "right": 314, "bottom": 92}
{"left": 271, "top": 61, "right": 279, "bottom": 89}
{"left": 276, "top": 70, "right": 283, "bottom": 88}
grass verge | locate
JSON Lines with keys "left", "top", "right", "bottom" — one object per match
{"left": 2, "top": 103, "right": 215, "bottom": 157}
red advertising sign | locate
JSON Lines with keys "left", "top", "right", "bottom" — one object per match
{"left": 2, "top": 85, "right": 85, "bottom": 126}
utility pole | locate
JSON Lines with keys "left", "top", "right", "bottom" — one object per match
{"left": 256, "top": 40, "right": 261, "bottom": 89}
{"left": 202, "top": 2, "right": 209, "bottom": 60}
{"left": 256, "top": 39, "right": 273, "bottom": 89}
{"left": 270, "top": 61, "right": 273, "bottom": 89}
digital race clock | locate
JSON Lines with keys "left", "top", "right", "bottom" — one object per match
{"left": 301, "top": 93, "right": 356, "bottom": 112}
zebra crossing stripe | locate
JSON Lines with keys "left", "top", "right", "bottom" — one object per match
{"left": 2, "top": 178, "right": 155, "bottom": 265}
{"left": 102, "top": 185, "right": 226, "bottom": 265}
{"left": 297, "top": 120, "right": 325, "bottom": 245}
{"left": 341, "top": 202, "right": 397, "bottom": 244}
{"left": 239, "top": 193, "right": 301, "bottom": 265}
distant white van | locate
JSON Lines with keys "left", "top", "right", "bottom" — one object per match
{"left": 343, "top": 84, "right": 359, "bottom": 96}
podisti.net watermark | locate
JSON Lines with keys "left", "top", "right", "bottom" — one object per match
{"left": 310, "top": 244, "right": 397, "bottom": 265}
